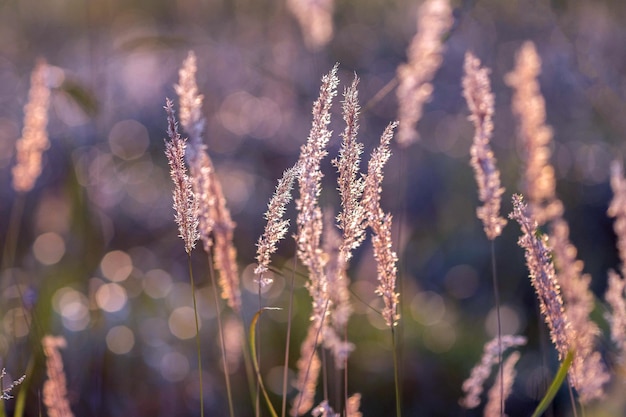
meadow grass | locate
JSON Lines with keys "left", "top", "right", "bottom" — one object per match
{"left": 2, "top": 1, "right": 626, "bottom": 417}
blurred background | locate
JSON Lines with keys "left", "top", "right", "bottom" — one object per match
{"left": 2, "top": 0, "right": 626, "bottom": 416}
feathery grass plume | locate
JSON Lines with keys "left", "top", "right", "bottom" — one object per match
{"left": 208, "top": 163, "right": 241, "bottom": 312}
{"left": 505, "top": 42, "right": 562, "bottom": 225}
{"left": 0, "top": 369, "right": 25, "bottom": 400}
{"left": 508, "top": 43, "right": 608, "bottom": 402}
{"left": 164, "top": 98, "right": 199, "bottom": 255}
{"left": 509, "top": 195, "right": 571, "bottom": 360}
{"left": 12, "top": 59, "right": 51, "bottom": 193}
{"left": 291, "top": 324, "right": 322, "bottom": 417}
{"left": 333, "top": 75, "right": 367, "bottom": 260}
{"left": 460, "top": 335, "right": 526, "bottom": 409}
{"left": 362, "top": 122, "right": 400, "bottom": 327}
{"left": 165, "top": 98, "right": 207, "bottom": 416}
{"left": 287, "top": 0, "right": 334, "bottom": 50}
{"left": 462, "top": 52, "right": 506, "bottom": 240}
{"left": 322, "top": 75, "right": 367, "bottom": 365}
{"left": 255, "top": 164, "right": 300, "bottom": 285}
{"left": 609, "top": 160, "right": 626, "bottom": 277}
{"left": 174, "top": 51, "right": 205, "bottom": 149}
{"left": 42, "top": 336, "right": 74, "bottom": 417}
{"left": 396, "top": 0, "right": 452, "bottom": 146}
{"left": 291, "top": 64, "right": 339, "bottom": 417}
{"left": 345, "top": 393, "right": 363, "bottom": 417}
{"left": 295, "top": 64, "right": 338, "bottom": 324}
{"left": 549, "top": 218, "right": 609, "bottom": 402}
{"left": 606, "top": 270, "right": 626, "bottom": 362}
{"left": 175, "top": 54, "right": 241, "bottom": 312}
{"left": 484, "top": 352, "right": 520, "bottom": 417}
{"left": 606, "top": 161, "right": 626, "bottom": 361}
{"left": 175, "top": 51, "right": 214, "bottom": 251}
{"left": 189, "top": 151, "right": 216, "bottom": 252}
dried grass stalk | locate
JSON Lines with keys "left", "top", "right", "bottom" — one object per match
{"left": 334, "top": 75, "right": 367, "bottom": 259}
{"left": 12, "top": 59, "right": 51, "bottom": 193}
{"left": 175, "top": 51, "right": 205, "bottom": 149}
{"left": 606, "top": 161, "right": 626, "bottom": 363}
{"left": 175, "top": 53, "right": 241, "bottom": 312}
{"left": 287, "top": 0, "right": 334, "bottom": 50}
{"left": 507, "top": 43, "right": 608, "bottom": 402}
{"left": 609, "top": 160, "right": 626, "bottom": 278}
{"left": 549, "top": 217, "right": 608, "bottom": 402}
{"left": 346, "top": 393, "right": 363, "bottom": 417}
{"left": 164, "top": 98, "right": 199, "bottom": 255}
{"left": 510, "top": 195, "right": 571, "bottom": 360}
{"left": 462, "top": 52, "right": 506, "bottom": 240}
{"left": 291, "top": 65, "right": 339, "bottom": 416}
{"left": 295, "top": 64, "right": 338, "bottom": 325}
{"left": 505, "top": 42, "right": 562, "bottom": 225}
{"left": 606, "top": 270, "right": 626, "bottom": 362}
{"left": 484, "top": 352, "right": 520, "bottom": 417}
{"left": 396, "top": 0, "right": 452, "bottom": 146}
{"left": 363, "top": 122, "right": 399, "bottom": 327}
{"left": 42, "top": 336, "right": 74, "bottom": 417}
{"left": 460, "top": 335, "right": 526, "bottom": 409}
{"left": 255, "top": 164, "right": 300, "bottom": 284}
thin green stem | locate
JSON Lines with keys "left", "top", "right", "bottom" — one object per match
{"left": 205, "top": 253, "right": 235, "bottom": 417}
{"left": 321, "top": 344, "right": 328, "bottom": 406}
{"left": 256, "top": 276, "right": 263, "bottom": 417}
{"left": 281, "top": 258, "right": 297, "bottom": 417}
{"left": 187, "top": 255, "right": 205, "bottom": 417}
{"left": 391, "top": 132, "right": 406, "bottom": 417}
{"left": 531, "top": 350, "right": 574, "bottom": 417}
{"left": 490, "top": 240, "right": 503, "bottom": 416}
{"left": 343, "top": 325, "right": 348, "bottom": 417}
{"left": 250, "top": 308, "right": 280, "bottom": 417}
{"left": 391, "top": 326, "right": 401, "bottom": 417}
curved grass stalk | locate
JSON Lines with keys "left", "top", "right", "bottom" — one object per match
{"left": 531, "top": 350, "right": 574, "bottom": 417}
{"left": 249, "top": 308, "right": 281, "bottom": 417}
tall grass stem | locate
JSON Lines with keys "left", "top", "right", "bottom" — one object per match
{"left": 187, "top": 256, "right": 206, "bottom": 417}
{"left": 250, "top": 309, "right": 280, "bottom": 417}
{"left": 531, "top": 350, "right": 574, "bottom": 417}
{"left": 490, "top": 241, "right": 503, "bottom": 416}
{"left": 391, "top": 327, "right": 401, "bottom": 417}
{"left": 256, "top": 280, "right": 262, "bottom": 417}
{"left": 281, "top": 259, "right": 297, "bottom": 417}
{"left": 205, "top": 254, "right": 235, "bottom": 417}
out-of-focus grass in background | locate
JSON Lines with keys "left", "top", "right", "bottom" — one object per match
{"left": 2, "top": 0, "right": 626, "bottom": 416}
